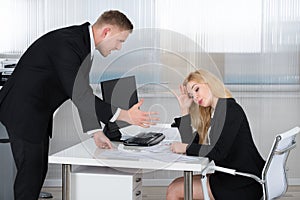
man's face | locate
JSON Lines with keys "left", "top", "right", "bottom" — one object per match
{"left": 96, "top": 27, "right": 130, "bottom": 57}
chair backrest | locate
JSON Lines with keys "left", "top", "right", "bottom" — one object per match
{"left": 262, "top": 127, "right": 300, "bottom": 200}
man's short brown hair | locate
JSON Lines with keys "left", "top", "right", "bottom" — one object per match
{"left": 95, "top": 10, "right": 133, "bottom": 32}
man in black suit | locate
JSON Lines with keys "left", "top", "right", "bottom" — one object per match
{"left": 0, "top": 10, "right": 157, "bottom": 200}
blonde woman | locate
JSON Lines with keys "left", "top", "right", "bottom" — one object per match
{"left": 167, "top": 69, "right": 265, "bottom": 200}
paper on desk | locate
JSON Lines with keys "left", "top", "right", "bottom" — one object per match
{"left": 144, "top": 151, "right": 200, "bottom": 162}
{"left": 98, "top": 144, "right": 199, "bottom": 163}
{"left": 119, "top": 143, "right": 171, "bottom": 153}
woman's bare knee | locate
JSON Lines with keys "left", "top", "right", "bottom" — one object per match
{"left": 166, "top": 177, "right": 184, "bottom": 200}
{"left": 167, "top": 175, "right": 215, "bottom": 200}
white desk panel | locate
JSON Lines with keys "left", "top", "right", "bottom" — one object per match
{"left": 49, "top": 124, "right": 209, "bottom": 200}
{"left": 50, "top": 138, "right": 208, "bottom": 172}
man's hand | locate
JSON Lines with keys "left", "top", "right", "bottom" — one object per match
{"left": 93, "top": 131, "right": 113, "bottom": 149}
{"left": 118, "top": 98, "right": 159, "bottom": 128}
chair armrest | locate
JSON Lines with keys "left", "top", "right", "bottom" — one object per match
{"left": 235, "top": 172, "right": 264, "bottom": 184}
{"left": 201, "top": 163, "right": 236, "bottom": 176}
{"left": 200, "top": 162, "right": 264, "bottom": 200}
{"left": 202, "top": 163, "right": 263, "bottom": 184}
{"left": 214, "top": 166, "right": 236, "bottom": 175}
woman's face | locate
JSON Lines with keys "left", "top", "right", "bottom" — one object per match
{"left": 186, "top": 80, "right": 214, "bottom": 108}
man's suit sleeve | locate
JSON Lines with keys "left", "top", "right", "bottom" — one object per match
{"left": 50, "top": 40, "right": 117, "bottom": 132}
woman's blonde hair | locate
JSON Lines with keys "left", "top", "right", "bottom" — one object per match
{"left": 183, "top": 69, "right": 232, "bottom": 144}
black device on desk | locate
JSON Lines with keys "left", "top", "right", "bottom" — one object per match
{"left": 101, "top": 76, "right": 165, "bottom": 146}
{"left": 123, "top": 132, "right": 165, "bottom": 146}
{"left": 101, "top": 76, "right": 138, "bottom": 141}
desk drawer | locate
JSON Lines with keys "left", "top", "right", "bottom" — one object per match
{"left": 133, "top": 182, "right": 142, "bottom": 200}
{"left": 133, "top": 172, "right": 142, "bottom": 190}
{"left": 71, "top": 166, "right": 142, "bottom": 200}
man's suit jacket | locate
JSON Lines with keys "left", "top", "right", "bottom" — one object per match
{"left": 0, "top": 22, "right": 117, "bottom": 143}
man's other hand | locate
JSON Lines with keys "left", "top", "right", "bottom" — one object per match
{"left": 118, "top": 98, "right": 159, "bottom": 128}
{"left": 93, "top": 131, "right": 113, "bottom": 149}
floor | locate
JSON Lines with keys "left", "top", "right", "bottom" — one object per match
{"left": 40, "top": 185, "right": 300, "bottom": 200}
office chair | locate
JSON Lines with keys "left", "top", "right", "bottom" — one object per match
{"left": 200, "top": 126, "right": 300, "bottom": 200}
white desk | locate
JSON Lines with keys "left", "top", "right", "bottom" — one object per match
{"left": 49, "top": 124, "right": 209, "bottom": 200}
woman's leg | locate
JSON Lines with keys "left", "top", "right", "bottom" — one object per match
{"left": 166, "top": 175, "right": 215, "bottom": 200}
